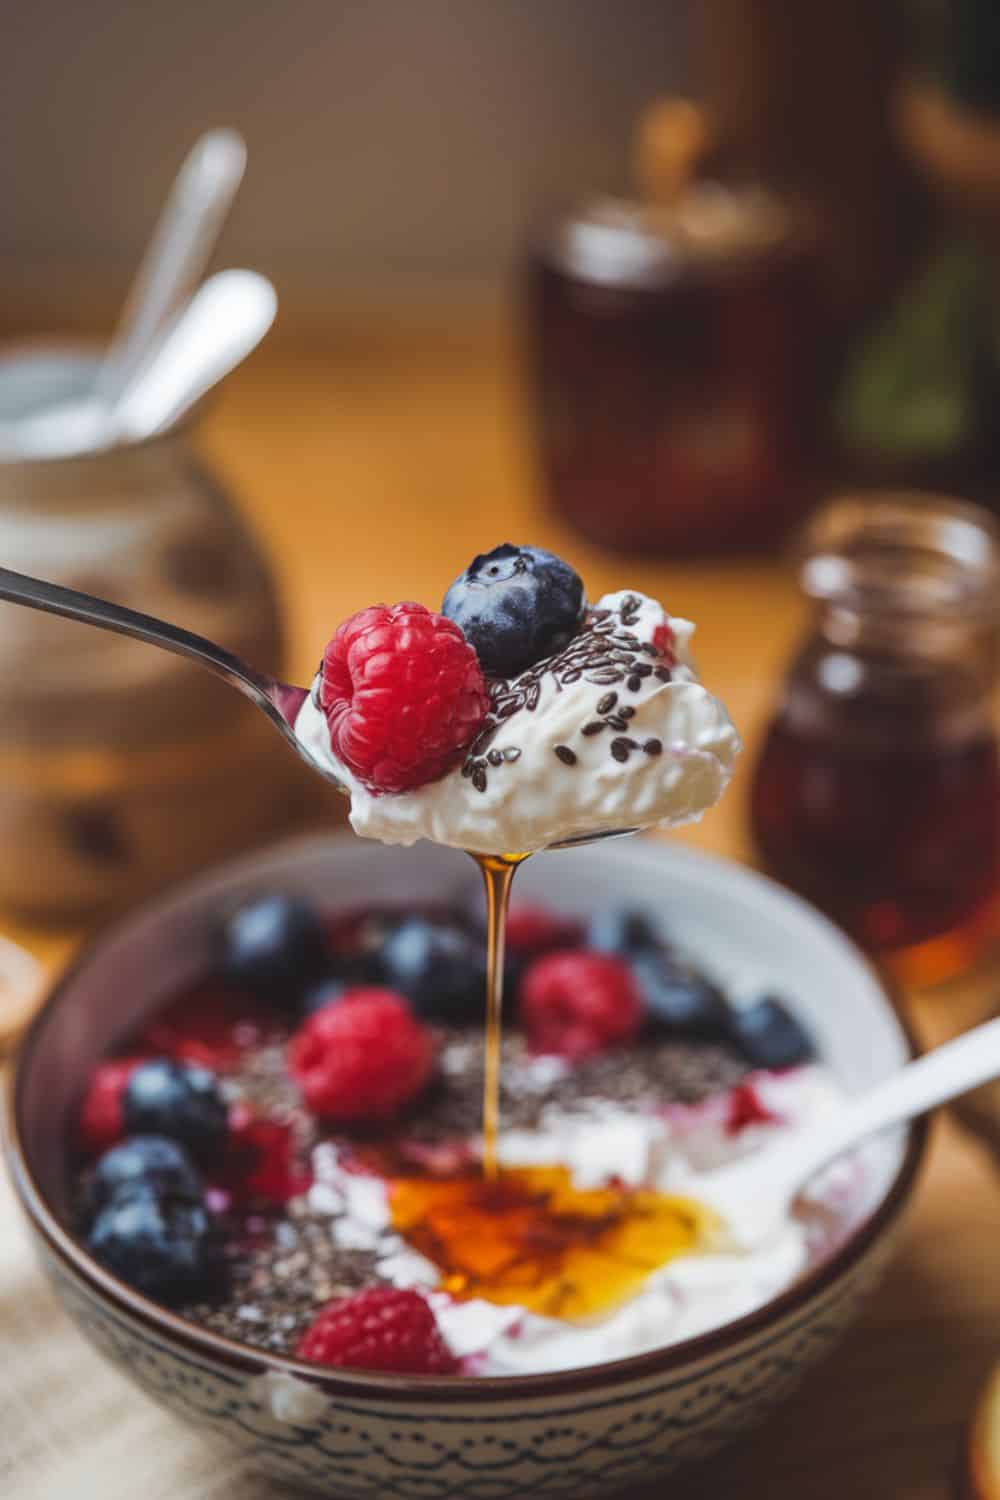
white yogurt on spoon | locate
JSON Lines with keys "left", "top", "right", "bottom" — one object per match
{"left": 294, "top": 589, "right": 740, "bottom": 853}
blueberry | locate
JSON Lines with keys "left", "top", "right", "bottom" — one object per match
{"left": 728, "top": 996, "right": 816, "bottom": 1070}
{"left": 90, "top": 1136, "right": 203, "bottom": 1212}
{"left": 587, "top": 908, "right": 663, "bottom": 957}
{"left": 123, "top": 1060, "right": 229, "bottom": 1165}
{"left": 633, "top": 952, "right": 729, "bottom": 1039}
{"left": 219, "top": 894, "right": 330, "bottom": 1007}
{"left": 376, "top": 915, "right": 488, "bottom": 1022}
{"left": 442, "top": 543, "right": 585, "bottom": 676}
{"left": 87, "top": 1187, "right": 224, "bottom": 1303}
{"left": 301, "top": 975, "right": 353, "bottom": 1017}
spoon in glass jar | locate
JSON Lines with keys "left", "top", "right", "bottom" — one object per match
{"left": 0, "top": 566, "right": 637, "bottom": 851}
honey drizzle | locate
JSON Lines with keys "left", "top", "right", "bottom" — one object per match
{"left": 472, "top": 851, "right": 529, "bottom": 1180}
{"left": 388, "top": 1165, "right": 714, "bottom": 1320}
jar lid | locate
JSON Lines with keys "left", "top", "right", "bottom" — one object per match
{"left": 800, "top": 492, "right": 1000, "bottom": 623}
{"left": 536, "top": 184, "right": 800, "bottom": 288}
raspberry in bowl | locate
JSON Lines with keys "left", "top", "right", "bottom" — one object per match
{"left": 6, "top": 835, "right": 924, "bottom": 1497}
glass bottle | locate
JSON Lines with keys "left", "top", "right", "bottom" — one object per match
{"left": 521, "top": 184, "right": 826, "bottom": 556}
{"left": 750, "top": 493, "right": 1000, "bottom": 973}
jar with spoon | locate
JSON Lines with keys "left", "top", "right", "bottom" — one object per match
{"left": 0, "top": 351, "right": 306, "bottom": 921}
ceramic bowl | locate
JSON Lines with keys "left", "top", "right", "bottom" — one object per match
{"left": 5, "top": 834, "right": 925, "bottom": 1498}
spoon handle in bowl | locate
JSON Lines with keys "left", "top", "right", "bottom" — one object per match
{"left": 775, "top": 1016, "right": 1000, "bottom": 1198}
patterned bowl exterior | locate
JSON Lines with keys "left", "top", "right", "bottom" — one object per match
{"left": 30, "top": 1223, "right": 900, "bottom": 1498}
{"left": 5, "top": 834, "right": 925, "bottom": 1497}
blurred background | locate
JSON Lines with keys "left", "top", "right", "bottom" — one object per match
{"left": 5, "top": 0, "right": 1000, "bottom": 947}
{"left": 0, "top": 1, "right": 697, "bottom": 332}
{"left": 4, "top": 0, "right": 1000, "bottom": 960}
{"left": 3, "top": 3, "right": 1000, "bottom": 1493}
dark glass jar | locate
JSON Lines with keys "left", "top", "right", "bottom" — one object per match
{"left": 522, "top": 187, "right": 826, "bottom": 555}
{"left": 750, "top": 493, "right": 1000, "bottom": 969}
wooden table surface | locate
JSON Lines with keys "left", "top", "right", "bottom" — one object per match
{"left": 3, "top": 322, "right": 1000, "bottom": 1499}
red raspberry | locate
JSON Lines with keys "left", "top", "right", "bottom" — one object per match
{"left": 725, "top": 1080, "right": 783, "bottom": 1136}
{"left": 321, "top": 603, "right": 488, "bottom": 794}
{"left": 519, "top": 951, "right": 643, "bottom": 1060}
{"left": 288, "top": 989, "right": 435, "bottom": 1122}
{"left": 214, "top": 1102, "right": 312, "bottom": 1206}
{"left": 653, "top": 618, "right": 676, "bottom": 663}
{"left": 78, "top": 1057, "right": 145, "bottom": 1156}
{"left": 506, "top": 903, "right": 585, "bottom": 958}
{"left": 297, "top": 1287, "right": 459, "bottom": 1374}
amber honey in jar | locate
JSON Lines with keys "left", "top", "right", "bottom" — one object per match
{"left": 522, "top": 182, "right": 825, "bottom": 555}
{"left": 750, "top": 493, "right": 1000, "bottom": 973}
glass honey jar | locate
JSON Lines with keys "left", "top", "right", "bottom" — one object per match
{"left": 750, "top": 493, "right": 1000, "bottom": 976}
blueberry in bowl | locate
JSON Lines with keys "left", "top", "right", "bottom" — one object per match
{"left": 123, "top": 1059, "right": 229, "bottom": 1166}
{"left": 88, "top": 1135, "right": 204, "bottom": 1212}
{"left": 217, "top": 893, "right": 331, "bottom": 1011}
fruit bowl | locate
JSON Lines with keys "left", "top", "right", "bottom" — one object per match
{"left": 5, "top": 833, "right": 925, "bottom": 1498}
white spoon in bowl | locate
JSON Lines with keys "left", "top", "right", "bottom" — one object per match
{"left": 701, "top": 1016, "right": 1000, "bottom": 1247}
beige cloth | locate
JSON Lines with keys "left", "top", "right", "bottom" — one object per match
{"left": 0, "top": 1157, "right": 280, "bottom": 1500}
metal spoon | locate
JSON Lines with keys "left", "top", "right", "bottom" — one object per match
{"left": 111, "top": 269, "right": 277, "bottom": 440}
{"left": 701, "top": 1016, "right": 1000, "bottom": 1247}
{"left": 0, "top": 565, "right": 637, "bottom": 850}
{"left": 96, "top": 128, "right": 248, "bottom": 409}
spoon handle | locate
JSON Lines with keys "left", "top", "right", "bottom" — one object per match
{"left": 96, "top": 129, "right": 247, "bottom": 408}
{"left": 778, "top": 1016, "right": 1000, "bottom": 1195}
{"left": 0, "top": 564, "right": 277, "bottom": 713}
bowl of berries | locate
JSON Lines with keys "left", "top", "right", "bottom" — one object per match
{"left": 5, "top": 832, "right": 924, "bottom": 1497}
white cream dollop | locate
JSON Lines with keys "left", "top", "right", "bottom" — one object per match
{"left": 294, "top": 589, "right": 740, "bottom": 854}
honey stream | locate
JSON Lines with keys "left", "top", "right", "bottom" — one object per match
{"left": 472, "top": 851, "right": 529, "bottom": 1180}
{"left": 383, "top": 851, "right": 714, "bottom": 1320}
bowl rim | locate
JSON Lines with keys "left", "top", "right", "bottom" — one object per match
{"left": 5, "top": 837, "right": 928, "bottom": 1405}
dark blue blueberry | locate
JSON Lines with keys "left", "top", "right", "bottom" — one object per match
{"left": 90, "top": 1136, "right": 203, "bottom": 1212}
{"left": 87, "top": 1187, "right": 224, "bottom": 1303}
{"left": 301, "top": 975, "right": 353, "bottom": 1017}
{"left": 633, "top": 953, "right": 729, "bottom": 1039}
{"left": 375, "top": 915, "right": 488, "bottom": 1022}
{"left": 442, "top": 543, "right": 585, "bottom": 676}
{"left": 219, "top": 894, "right": 330, "bottom": 1007}
{"left": 123, "top": 1060, "right": 228, "bottom": 1165}
{"left": 586, "top": 908, "right": 663, "bottom": 957}
{"left": 727, "top": 996, "right": 816, "bottom": 1070}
